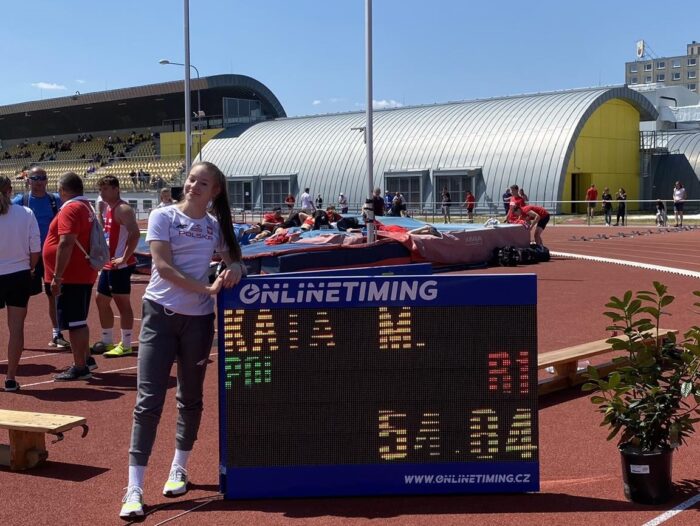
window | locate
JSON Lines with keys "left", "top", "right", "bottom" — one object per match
{"left": 227, "top": 180, "right": 254, "bottom": 210}
{"left": 385, "top": 175, "right": 422, "bottom": 209}
{"left": 672, "top": 59, "right": 681, "bottom": 68}
{"left": 261, "top": 179, "right": 290, "bottom": 210}
{"left": 672, "top": 72, "right": 681, "bottom": 81}
{"left": 645, "top": 75, "right": 652, "bottom": 83}
{"left": 629, "top": 64, "right": 638, "bottom": 73}
{"left": 433, "top": 175, "right": 474, "bottom": 209}
{"left": 689, "top": 71, "right": 697, "bottom": 79}
{"left": 644, "top": 63, "right": 652, "bottom": 71}
{"left": 631, "top": 76, "right": 638, "bottom": 84}
{"left": 128, "top": 200, "right": 138, "bottom": 211}
{"left": 657, "top": 61, "right": 665, "bottom": 69}
{"left": 688, "top": 83, "right": 697, "bottom": 91}
{"left": 143, "top": 199, "right": 153, "bottom": 211}
{"left": 689, "top": 58, "right": 697, "bottom": 67}
{"left": 656, "top": 74, "right": 665, "bottom": 82}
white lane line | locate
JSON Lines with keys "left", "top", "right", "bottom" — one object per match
{"left": 0, "top": 352, "right": 62, "bottom": 364}
{"left": 551, "top": 252, "right": 700, "bottom": 279}
{"left": 152, "top": 498, "right": 218, "bottom": 525}
{"left": 641, "top": 492, "right": 700, "bottom": 526}
{"left": 18, "top": 352, "right": 219, "bottom": 388}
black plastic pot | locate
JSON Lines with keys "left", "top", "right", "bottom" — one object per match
{"left": 619, "top": 444, "right": 673, "bottom": 504}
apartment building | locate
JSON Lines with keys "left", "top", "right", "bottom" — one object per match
{"left": 625, "top": 41, "right": 700, "bottom": 93}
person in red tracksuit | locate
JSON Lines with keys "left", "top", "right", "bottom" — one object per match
{"left": 512, "top": 204, "right": 550, "bottom": 246}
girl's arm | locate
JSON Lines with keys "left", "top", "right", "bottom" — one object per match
{"left": 150, "top": 240, "right": 222, "bottom": 295}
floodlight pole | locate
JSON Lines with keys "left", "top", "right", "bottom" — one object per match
{"left": 183, "top": 0, "right": 192, "bottom": 174}
{"left": 160, "top": 59, "right": 203, "bottom": 163}
{"left": 365, "top": 0, "right": 376, "bottom": 243}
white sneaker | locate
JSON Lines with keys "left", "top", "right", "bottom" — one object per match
{"left": 119, "top": 486, "right": 144, "bottom": 519}
{"left": 163, "top": 464, "right": 188, "bottom": 496}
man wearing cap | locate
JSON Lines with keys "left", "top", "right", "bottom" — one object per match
{"left": 12, "top": 166, "right": 67, "bottom": 348}
{"left": 338, "top": 193, "right": 348, "bottom": 214}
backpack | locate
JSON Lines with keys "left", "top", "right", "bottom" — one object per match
{"left": 65, "top": 199, "right": 110, "bottom": 270}
{"left": 22, "top": 192, "right": 59, "bottom": 216}
{"left": 495, "top": 246, "right": 519, "bottom": 267}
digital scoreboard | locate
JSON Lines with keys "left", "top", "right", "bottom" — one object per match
{"left": 218, "top": 274, "right": 538, "bottom": 498}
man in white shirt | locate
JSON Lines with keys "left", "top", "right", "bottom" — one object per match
{"left": 300, "top": 188, "right": 315, "bottom": 214}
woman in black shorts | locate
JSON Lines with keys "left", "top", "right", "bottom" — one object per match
{"left": 0, "top": 176, "right": 41, "bottom": 392}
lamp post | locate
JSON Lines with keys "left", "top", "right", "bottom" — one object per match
{"left": 159, "top": 58, "right": 204, "bottom": 167}
{"left": 364, "top": 0, "right": 376, "bottom": 243}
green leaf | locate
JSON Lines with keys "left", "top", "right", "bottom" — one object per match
{"left": 623, "top": 290, "right": 632, "bottom": 304}
{"left": 660, "top": 295, "right": 675, "bottom": 307}
{"left": 682, "top": 381, "right": 693, "bottom": 397}
{"left": 586, "top": 365, "right": 600, "bottom": 380}
{"left": 608, "top": 372, "right": 621, "bottom": 389}
{"left": 581, "top": 382, "right": 598, "bottom": 392}
{"left": 590, "top": 396, "right": 607, "bottom": 404}
{"left": 653, "top": 281, "right": 667, "bottom": 296}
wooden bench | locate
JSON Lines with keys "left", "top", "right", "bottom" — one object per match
{"left": 538, "top": 329, "right": 677, "bottom": 395}
{"left": 0, "top": 410, "right": 88, "bottom": 470}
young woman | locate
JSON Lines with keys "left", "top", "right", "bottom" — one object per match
{"left": 120, "top": 162, "right": 244, "bottom": 519}
{"left": 0, "top": 176, "right": 41, "bottom": 392}
{"left": 601, "top": 187, "right": 613, "bottom": 226}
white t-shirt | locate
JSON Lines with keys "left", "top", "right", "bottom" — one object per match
{"left": 673, "top": 187, "right": 687, "bottom": 202}
{"left": 0, "top": 204, "right": 41, "bottom": 275}
{"left": 143, "top": 206, "right": 227, "bottom": 316}
{"left": 300, "top": 192, "right": 314, "bottom": 210}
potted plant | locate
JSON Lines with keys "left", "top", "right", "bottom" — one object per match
{"left": 582, "top": 282, "right": 700, "bottom": 504}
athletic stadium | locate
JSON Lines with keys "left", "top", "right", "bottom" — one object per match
{"left": 2, "top": 70, "right": 700, "bottom": 526}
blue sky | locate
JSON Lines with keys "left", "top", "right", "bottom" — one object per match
{"left": 1, "top": 0, "right": 698, "bottom": 117}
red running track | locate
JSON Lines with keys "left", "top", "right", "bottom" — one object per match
{"left": 1, "top": 226, "right": 700, "bottom": 525}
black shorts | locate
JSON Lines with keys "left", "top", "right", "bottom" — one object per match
{"left": 29, "top": 259, "right": 52, "bottom": 296}
{"left": 674, "top": 202, "right": 684, "bottom": 212}
{"left": 537, "top": 215, "right": 550, "bottom": 230}
{"left": 56, "top": 283, "right": 93, "bottom": 331}
{"left": 97, "top": 266, "right": 134, "bottom": 296}
{"left": 588, "top": 202, "right": 596, "bottom": 208}
{"left": 0, "top": 269, "right": 32, "bottom": 309}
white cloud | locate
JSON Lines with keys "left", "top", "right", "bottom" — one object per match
{"left": 75, "top": 79, "right": 86, "bottom": 84}
{"left": 329, "top": 97, "right": 345, "bottom": 103}
{"left": 373, "top": 99, "right": 403, "bottom": 109}
{"left": 312, "top": 99, "right": 322, "bottom": 105}
{"left": 31, "top": 82, "right": 67, "bottom": 91}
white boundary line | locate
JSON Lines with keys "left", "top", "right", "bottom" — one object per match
{"left": 641, "top": 492, "right": 700, "bottom": 526}
{"left": 551, "top": 251, "right": 700, "bottom": 279}
{"left": 16, "top": 352, "right": 219, "bottom": 388}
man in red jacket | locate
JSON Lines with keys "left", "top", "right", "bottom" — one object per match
{"left": 585, "top": 184, "right": 598, "bottom": 219}
{"left": 512, "top": 204, "right": 550, "bottom": 246}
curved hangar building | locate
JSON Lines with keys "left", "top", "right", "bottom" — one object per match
{"left": 203, "top": 86, "right": 657, "bottom": 213}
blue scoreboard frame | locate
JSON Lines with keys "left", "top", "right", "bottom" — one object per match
{"left": 218, "top": 274, "right": 539, "bottom": 498}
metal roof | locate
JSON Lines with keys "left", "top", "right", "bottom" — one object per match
{"left": 202, "top": 86, "right": 657, "bottom": 208}
{"left": 667, "top": 130, "right": 700, "bottom": 176}
{"left": 0, "top": 75, "right": 285, "bottom": 140}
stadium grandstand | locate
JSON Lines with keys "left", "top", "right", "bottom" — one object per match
{"left": 0, "top": 74, "right": 286, "bottom": 214}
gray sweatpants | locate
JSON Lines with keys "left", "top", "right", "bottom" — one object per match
{"left": 129, "top": 298, "right": 215, "bottom": 466}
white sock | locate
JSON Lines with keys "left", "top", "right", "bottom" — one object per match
{"left": 101, "top": 328, "right": 114, "bottom": 345}
{"left": 128, "top": 465, "right": 146, "bottom": 489}
{"left": 52, "top": 328, "right": 60, "bottom": 338}
{"left": 172, "top": 449, "right": 191, "bottom": 470}
{"left": 121, "top": 329, "right": 132, "bottom": 348}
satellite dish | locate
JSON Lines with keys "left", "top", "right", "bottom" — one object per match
{"left": 636, "top": 40, "right": 645, "bottom": 59}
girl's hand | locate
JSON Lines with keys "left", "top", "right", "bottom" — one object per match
{"left": 206, "top": 274, "right": 225, "bottom": 295}
{"left": 219, "top": 265, "right": 244, "bottom": 288}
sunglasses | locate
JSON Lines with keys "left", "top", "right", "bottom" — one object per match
{"left": 29, "top": 176, "right": 48, "bottom": 181}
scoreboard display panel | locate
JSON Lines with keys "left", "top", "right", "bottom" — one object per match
{"left": 218, "top": 274, "right": 538, "bottom": 498}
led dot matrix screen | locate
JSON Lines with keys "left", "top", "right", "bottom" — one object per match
{"left": 218, "top": 274, "right": 538, "bottom": 498}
